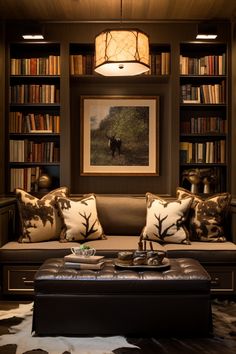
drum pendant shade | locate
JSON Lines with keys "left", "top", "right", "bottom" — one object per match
{"left": 94, "top": 29, "right": 150, "bottom": 76}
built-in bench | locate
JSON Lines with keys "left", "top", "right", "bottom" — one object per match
{"left": 0, "top": 194, "right": 236, "bottom": 296}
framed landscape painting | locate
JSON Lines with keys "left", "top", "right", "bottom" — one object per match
{"left": 80, "top": 95, "right": 159, "bottom": 175}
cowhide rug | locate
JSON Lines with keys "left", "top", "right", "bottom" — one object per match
{"left": 0, "top": 299, "right": 236, "bottom": 354}
{"left": 0, "top": 303, "right": 138, "bottom": 354}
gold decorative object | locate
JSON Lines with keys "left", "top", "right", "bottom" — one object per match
{"left": 38, "top": 174, "right": 52, "bottom": 191}
{"left": 182, "top": 169, "right": 201, "bottom": 193}
{"left": 182, "top": 168, "right": 216, "bottom": 194}
{"left": 201, "top": 169, "right": 216, "bottom": 193}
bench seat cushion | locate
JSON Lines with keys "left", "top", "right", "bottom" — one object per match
{"left": 0, "top": 238, "right": 235, "bottom": 264}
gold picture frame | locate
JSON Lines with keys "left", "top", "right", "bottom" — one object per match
{"left": 81, "top": 95, "right": 159, "bottom": 176}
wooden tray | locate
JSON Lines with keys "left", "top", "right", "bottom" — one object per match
{"left": 114, "top": 257, "right": 170, "bottom": 270}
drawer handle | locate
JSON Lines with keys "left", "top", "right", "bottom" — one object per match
{"left": 211, "top": 277, "right": 220, "bottom": 286}
{"left": 22, "top": 278, "right": 34, "bottom": 286}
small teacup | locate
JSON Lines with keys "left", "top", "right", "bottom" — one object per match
{"left": 71, "top": 247, "right": 96, "bottom": 257}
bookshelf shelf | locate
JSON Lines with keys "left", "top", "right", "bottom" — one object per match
{"left": 9, "top": 162, "right": 60, "bottom": 166}
{"left": 179, "top": 42, "right": 228, "bottom": 194}
{"left": 10, "top": 103, "right": 60, "bottom": 107}
{"left": 10, "top": 75, "right": 60, "bottom": 79}
{"left": 70, "top": 74, "right": 170, "bottom": 83}
{"left": 7, "top": 42, "right": 61, "bottom": 193}
{"left": 180, "top": 163, "right": 227, "bottom": 167}
{"left": 9, "top": 102, "right": 60, "bottom": 108}
{"left": 180, "top": 133, "right": 227, "bottom": 137}
{"left": 180, "top": 75, "right": 227, "bottom": 79}
{"left": 9, "top": 133, "right": 60, "bottom": 137}
{"left": 180, "top": 103, "right": 226, "bottom": 106}
{"left": 69, "top": 43, "right": 171, "bottom": 77}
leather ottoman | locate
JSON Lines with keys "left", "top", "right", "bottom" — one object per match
{"left": 32, "top": 257, "right": 212, "bottom": 336}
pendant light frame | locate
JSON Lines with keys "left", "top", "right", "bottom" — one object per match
{"left": 94, "top": 0, "right": 150, "bottom": 76}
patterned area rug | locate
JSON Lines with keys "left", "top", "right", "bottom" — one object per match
{"left": 0, "top": 299, "right": 236, "bottom": 354}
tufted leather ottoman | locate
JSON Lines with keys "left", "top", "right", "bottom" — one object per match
{"left": 32, "top": 257, "right": 212, "bottom": 336}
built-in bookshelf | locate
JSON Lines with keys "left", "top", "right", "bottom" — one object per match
{"left": 7, "top": 42, "right": 61, "bottom": 193}
{"left": 69, "top": 43, "right": 171, "bottom": 76}
{"left": 179, "top": 42, "right": 228, "bottom": 193}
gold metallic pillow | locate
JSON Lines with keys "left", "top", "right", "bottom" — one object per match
{"left": 176, "top": 187, "right": 231, "bottom": 242}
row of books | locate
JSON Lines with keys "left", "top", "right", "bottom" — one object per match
{"left": 180, "top": 140, "right": 226, "bottom": 164}
{"left": 180, "top": 54, "right": 226, "bottom": 75}
{"left": 148, "top": 52, "right": 170, "bottom": 75}
{"left": 10, "top": 166, "right": 42, "bottom": 192}
{"left": 10, "top": 84, "right": 60, "bottom": 104}
{"left": 181, "top": 82, "right": 225, "bottom": 104}
{"left": 10, "top": 56, "right": 61, "bottom": 76}
{"left": 9, "top": 112, "right": 60, "bottom": 134}
{"left": 9, "top": 140, "right": 60, "bottom": 163}
{"left": 180, "top": 116, "right": 226, "bottom": 134}
{"left": 70, "top": 54, "right": 94, "bottom": 75}
{"left": 69, "top": 52, "right": 171, "bottom": 76}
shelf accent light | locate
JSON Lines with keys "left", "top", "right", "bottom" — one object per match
{"left": 22, "top": 24, "right": 44, "bottom": 40}
{"left": 196, "top": 23, "right": 217, "bottom": 39}
{"left": 22, "top": 34, "right": 44, "bottom": 40}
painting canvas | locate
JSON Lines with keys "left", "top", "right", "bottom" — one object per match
{"left": 81, "top": 96, "right": 159, "bottom": 175}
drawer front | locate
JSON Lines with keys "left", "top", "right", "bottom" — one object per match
{"left": 206, "top": 267, "right": 235, "bottom": 293}
{"left": 3, "top": 266, "right": 39, "bottom": 294}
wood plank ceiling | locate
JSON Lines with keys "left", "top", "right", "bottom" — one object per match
{"left": 0, "top": 0, "right": 236, "bottom": 22}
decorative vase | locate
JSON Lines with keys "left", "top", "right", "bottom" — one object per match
{"left": 183, "top": 170, "right": 201, "bottom": 193}
{"left": 38, "top": 174, "right": 52, "bottom": 191}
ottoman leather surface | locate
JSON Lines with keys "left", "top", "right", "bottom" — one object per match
{"left": 34, "top": 257, "right": 211, "bottom": 294}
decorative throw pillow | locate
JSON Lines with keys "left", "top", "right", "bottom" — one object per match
{"left": 57, "top": 194, "right": 105, "bottom": 242}
{"left": 16, "top": 187, "right": 69, "bottom": 243}
{"left": 142, "top": 193, "right": 193, "bottom": 244}
{"left": 176, "top": 187, "right": 231, "bottom": 242}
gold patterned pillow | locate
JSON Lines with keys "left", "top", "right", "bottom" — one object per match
{"left": 176, "top": 187, "right": 231, "bottom": 242}
{"left": 57, "top": 194, "right": 105, "bottom": 242}
{"left": 142, "top": 193, "right": 193, "bottom": 244}
{"left": 16, "top": 187, "right": 69, "bottom": 243}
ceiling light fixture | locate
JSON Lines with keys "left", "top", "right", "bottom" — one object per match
{"left": 94, "top": 0, "right": 150, "bottom": 76}
{"left": 196, "top": 23, "right": 218, "bottom": 40}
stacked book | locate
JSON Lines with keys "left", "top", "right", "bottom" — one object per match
{"left": 64, "top": 254, "right": 105, "bottom": 270}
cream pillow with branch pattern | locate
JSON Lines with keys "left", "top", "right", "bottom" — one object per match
{"left": 57, "top": 194, "right": 105, "bottom": 242}
{"left": 142, "top": 193, "right": 193, "bottom": 244}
